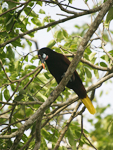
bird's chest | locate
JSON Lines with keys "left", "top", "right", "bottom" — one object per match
{"left": 46, "top": 60, "right": 67, "bottom": 84}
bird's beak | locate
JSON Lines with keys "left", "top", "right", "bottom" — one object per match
{"left": 38, "top": 55, "right": 45, "bottom": 69}
{"left": 41, "top": 63, "right": 45, "bottom": 69}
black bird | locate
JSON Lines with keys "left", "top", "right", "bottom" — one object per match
{"left": 38, "top": 47, "right": 96, "bottom": 114}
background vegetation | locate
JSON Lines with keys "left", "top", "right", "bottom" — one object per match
{"left": 0, "top": 0, "right": 113, "bottom": 149}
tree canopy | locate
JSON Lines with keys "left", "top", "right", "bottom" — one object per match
{"left": 0, "top": 0, "right": 113, "bottom": 149}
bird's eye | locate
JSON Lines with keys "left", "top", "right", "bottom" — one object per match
{"left": 42, "top": 53, "right": 47, "bottom": 59}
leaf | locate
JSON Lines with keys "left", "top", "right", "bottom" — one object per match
{"left": 85, "top": 67, "right": 92, "bottom": 78}
{"left": 0, "top": 31, "right": 8, "bottom": 38}
{"left": 106, "top": 7, "right": 113, "bottom": 24}
{"left": 0, "top": 92, "right": 2, "bottom": 101}
{"left": 24, "top": 7, "right": 38, "bottom": 17}
{"left": 36, "top": 1, "right": 42, "bottom": 6}
{"left": 109, "top": 50, "right": 113, "bottom": 57}
{"left": 47, "top": 40, "right": 56, "bottom": 48}
{"left": 56, "top": 30, "right": 63, "bottom": 42}
{"left": 7, "top": 46, "right": 15, "bottom": 60}
{"left": 60, "top": 146, "right": 67, "bottom": 150}
{"left": 31, "top": 18, "right": 41, "bottom": 26}
{"left": 99, "top": 90, "right": 103, "bottom": 97}
{"left": 37, "top": 92, "right": 47, "bottom": 102}
{"left": 108, "top": 120, "right": 113, "bottom": 135}
{"left": 42, "top": 128, "right": 52, "bottom": 141}
{"left": 4, "top": 89, "right": 10, "bottom": 101}
{"left": 25, "top": 65, "right": 36, "bottom": 69}
{"left": 24, "top": 55, "right": 28, "bottom": 62}
{"left": 100, "top": 62, "right": 107, "bottom": 67}
{"left": 39, "top": 9, "right": 45, "bottom": 14}
{"left": 66, "top": 128, "right": 77, "bottom": 149}
{"left": 89, "top": 52, "right": 96, "bottom": 61}
{"left": 6, "top": 16, "right": 13, "bottom": 26}
{"left": 62, "top": 29, "right": 68, "bottom": 38}
{"left": 68, "top": 0, "right": 73, "bottom": 4}
{"left": 7, "top": 1, "right": 16, "bottom": 9}
{"left": 26, "top": 39, "right": 32, "bottom": 47}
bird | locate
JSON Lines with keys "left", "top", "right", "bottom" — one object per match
{"left": 38, "top": 47, "right": 96, "bottom": 114}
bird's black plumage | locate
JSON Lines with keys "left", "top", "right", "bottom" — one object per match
{"left": 38, "top": 47, "right": 96, "bottom": 114}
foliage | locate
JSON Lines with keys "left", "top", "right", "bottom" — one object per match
{"left": 0, "top": 0, "right": 113, "bottom": 149}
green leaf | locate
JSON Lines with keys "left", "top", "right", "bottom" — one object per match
{"left": 26, "top": 39, "right": 32, "bottom": 47}
{"left": 99, "top": 90, "right": 103, "bottom": 97}
{"left": 7, "top": 46, "right": 15, "bottom": 60}
{"left": 31, "top": 18, "right": 42, "bottom": 26}
{"left": 6, "top": 16, "right": 13, "bottom": 26}
{"left": 69, "top": 0, "right": 73, "bottom": 4}
{"left": 37, "top": 92, "right": 47, "bottom": 102}
{"left": 106, "top": 7, "right": 113, "bottom": 24}
{"left": 24, "top": 7, "right": 38, "bottom": 17}
{"left": 24, "top": 55, "right": 28, "bottom": 62}
{"left": 7, "top": 1, "right": 16, "bottom": 9}
{"left": 85, "top": 67, "right": 92, "bottom": 78}
{"left": 56, "top": 30, "right": 63, "bottom": 42}
{"left": 108, "top": 120, "right": 113, "bottom": 135}
{"left": 66, "top": 128, "right": 77, "bottom": 149}
{"left": 37, "top": 1, "right": 42, "bottom": 6}
{"left": 4, "top": 89, "right": 10, "bottom": 101}
{"left": 47, "top": 40, "right": 56, "bottom": 48}
{"left": 0, "top": 31, "right": 8, "bottom": 38}
{"left": 62, "top": 29, "right": 68, "bottom": 38}
{"left": 25, "top": 65, "right": 36, "bottom": 70}
{"left": 42, "top": 128, "right": 52, "bottom": 141}
{"left": 89, "top": 52, "right": 96, "bottom": 61}
{"left": 100, "top": 62, "right": 107, "bottom": 67}
{"left": 109, "top": 50, "right": 113, "bottom": 57}
{"left": 39, "top": 9, "right": 45, "bottom": 14}
{"left": 0, "top": 92, "right": 2, "bottom": 101}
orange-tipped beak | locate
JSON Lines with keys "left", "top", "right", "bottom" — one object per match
{"left": 42, "top": 63, "right": 45, "bottom": 69}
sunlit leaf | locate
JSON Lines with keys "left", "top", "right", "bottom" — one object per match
{"left": 89, "top": 52, "right": 96, "bottom": 61}
{"left": 47, "top": 40, "right": 56, "bottom": 48}
{"left": 39, "top": 9, "right": 45, "bottom": 14}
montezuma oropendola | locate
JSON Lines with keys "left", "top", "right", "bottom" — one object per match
{"left": 38, "top": 47, "right": 96, "bottom": 114}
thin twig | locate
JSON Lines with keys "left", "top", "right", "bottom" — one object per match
{"left": 0, "top": 59, "right": 12, "bottom": 82}
{"left": 101, "top": 42, "right": 113, "bottom": 62}
{"left": 83, "top": 132, "right": 97, "bottom": 150}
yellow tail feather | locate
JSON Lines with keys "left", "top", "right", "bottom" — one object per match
{"left": 81, "top": 95, "right": 96, "bottom": 115}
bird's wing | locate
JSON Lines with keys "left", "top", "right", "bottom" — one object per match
{"left": 60, "top": 54, "right": 82, "bottom": 83}
{"left": 60, "top": 54, "right": 71, "bottom": 67}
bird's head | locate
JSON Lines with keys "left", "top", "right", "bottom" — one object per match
{"left": 38, "top": 47, "right": 52, "bottom": 69}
